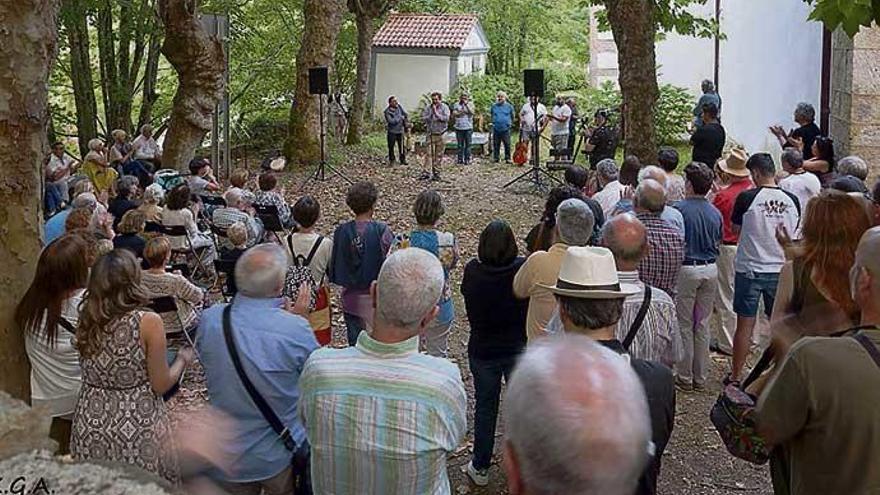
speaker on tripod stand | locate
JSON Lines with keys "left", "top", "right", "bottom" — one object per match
{"left": 300, "top": 66, "right": 352, "bottom": 190}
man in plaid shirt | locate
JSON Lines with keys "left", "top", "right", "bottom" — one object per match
{"left": 634, "top": 179, "right": 685, "bottom": 297}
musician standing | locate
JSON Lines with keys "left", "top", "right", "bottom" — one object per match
{"left": 422, "top": 91, "right": 450, "bottom": 180}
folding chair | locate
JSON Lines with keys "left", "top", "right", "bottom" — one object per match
{"left": 209, "top": 222, "right": 229, "bottom": 252}
{"left": 213, "top": 258, "right": 237, "bottom": 302}
{"left": 145, "top": 221, "right": 164, "bottom": 234}
{"left": 147, "top": 296, "right": 199, "bottom": 351}
{"left": 253, "top": 204, "right": 291, "bottom": 243}
{"left": 162, "top": 224, "right": 217, "bottom": 288}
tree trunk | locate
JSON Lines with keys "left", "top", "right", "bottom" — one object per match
{"left": 0, "top": 0, "right": 60, "bottom": 400}
{"left": 606, "top": 0, "right": 659, "bottom": 163}
{"left": 284, "top": 0, "right": 346, "bottom": 164}
{"left": 63, "top": 0, "right": 99, "bottom": 156}
{"left": 158, "top": 0, "right": 226, "bottom": 172}
{"left": 137, "top": 31, "right": 162, "bottom": 130}
{"left": 346, "top": 14, "right": 376, "bottom": 145}
{"left": 97, "top": 0, "right": 122, "bottom": 136}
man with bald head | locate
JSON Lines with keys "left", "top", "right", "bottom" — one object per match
{"left": 638, "top": 165, "right": 685, "bottom": 237}
{"left": 756, "top": 227, "right": 880, "bottom": 495}
{"left": 633, "top": 179, "right": 685, "bottom": 297}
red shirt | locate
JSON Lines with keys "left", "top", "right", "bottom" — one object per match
{"left": 712, "top": 178, "right": 754, "bottom": 244}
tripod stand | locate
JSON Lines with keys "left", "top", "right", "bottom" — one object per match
{"left": 503, "top": 98, "right": 562, "bottom": 193}
{"left": 300, "top": 93, "right": 353, "bottom": 191}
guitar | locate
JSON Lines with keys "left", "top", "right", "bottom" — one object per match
{"left": 513, "top": 141, "right": 529, "bottom": 166}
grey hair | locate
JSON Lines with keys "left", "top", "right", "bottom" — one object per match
{"left": 375, "top": 248, "right": 445, "bottom": 333}
{"left": 794, "top": 102, "right": 816, "bottom": 123}
{"left": 496, "top": 91, "right": 507, "bottom": 99}
{"left": 235, "top": 244, "right": 287, "bottom": 298}
{"left": 637, "top": 165, "right": 668, "bottom": 189}
{"left": 71, "top": 192, "right": 97, "bottom": 211}
{"left": 140, "top": 124, "right": 153, "bottom": 134}
{"left": 780, "top": 149, "right": 804, "bottom": 170}
{"left": 855, "top": 227, "right": 880, "bottom": 292}
{"left": 224, "top": 187, "right": 243, "bottom": 208}
{"left": 143, "top": 184, "right": 164, "bottom": 205}
{"left": 838, "top": 155, "right": 869, "bottom": 181}
{"left": 701, "top": 79, "right": 715, "bottom": 93}
{"left": 596, "top": 159, "right": 619, "bottom": 181}
{"left": 635, "top": 179, "right": 667, "bottom": 213}
{"left": 556, "top": 199, "right": 595, "bottom": 247}
{"left": 504, "top": 335, "right": 651, "bottom": 495}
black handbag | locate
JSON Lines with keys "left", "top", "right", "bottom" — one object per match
{"left": 222, "top": 305, "right": 312, "bottom": 494}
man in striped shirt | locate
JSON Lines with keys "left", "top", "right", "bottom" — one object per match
{"left": 299, "top": 248, "right": 467, "bottom": 495}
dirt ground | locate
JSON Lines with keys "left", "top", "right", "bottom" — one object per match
{"left": 170, "top": 145, "right": 773, "bottom": 494}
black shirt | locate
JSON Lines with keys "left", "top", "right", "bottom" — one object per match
{"left": 113, "top": 233, "right": 146, "bottom": 262}
{"left": 588, "top": 125, "right": 617, "bottom": 167}
{"left": 789, "top": 122, "right": 822, "bottom": 161}
{"left": 108, "top": 197, "right": 139, "bottom": 229}
{"left": 690, "top": 122, "right": 726, "bottom": 166}
{"left": 461, "top": 257, "right": 529, "bottom": 360}
{"left": 598, "top": 339, "right": 675, "bottom": 495}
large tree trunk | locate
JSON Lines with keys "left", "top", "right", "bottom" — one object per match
{"left": 0, "top": 0, "right": 60, "bottom": 399}
{"left": 284, "top": 0, "right": 346, "bottom": 164}
{"left": 345, "top": 14, "right": 377, "bottom": 145}
{"left": 606, "top": 0, "right": 659, "bottom": 163}
{"left": 63, "top": 0, "right": 99, "bottom": 156}
{"left": 158, "top": 0, "right": 226, "bottom": 172}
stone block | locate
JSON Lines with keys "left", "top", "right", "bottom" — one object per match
{"left": 851, "top": 49, "right": 880, "bottom": 94}
{"left": 849, "top": 123, "right": 880, "bottom": 147}
{"left": 846, "top": 145, "right": 880, "bottom": 180}
{"left": 830, "top": 90, "right": 852, "bottom": 120}
{"left": 0, "top": 392, "right": 56, "bottom": 460}
{"left": 852, "top": 95, "right": 880, "bottom": 124}
{"left": 854, "top": 25, "right": 880, "bottom": 50}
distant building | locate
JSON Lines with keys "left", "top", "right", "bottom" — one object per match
{"left": 369, "top": 13, "right": 490, "bottom": 117}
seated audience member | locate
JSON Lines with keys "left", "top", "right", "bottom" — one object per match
{"left": 188, "top": 157, "right": 220, "bottom": 195}
{"left": 81, "top": 138, "right": 117, "bottom": 197}
{"left": 15, "top": 234, "right": 90, "bottom": 454}
{"left": 131, "top": 124, "right": 162, "bottom": 169}
{"left": 197, "top": 244, "right": 318, "bottom": 492}
{"left": 46, "top": 192, "right": 97, "bottom": 245}
{"left": 544, "top": 246, "right": 674, "bottom": 495}
{"left": 329, "top": 182, "right": 394, "bottom": 346}
{"left": 600, "top": 214, "right": 682, "bottom": 366}
{"left": 633, "top": 179, "right": 685, "bottom": 297}
{"left": 285, "top": 196, "right": 334, "bottom": 345}
{"left": 219, "top": 222, "right": 249, "bottom": 296}
{"left": 610, "top": 155, "right": 642, "bottom": 215}
{"left": 778, "top": 149, "right": 821, "bottom": 239}
{"left": 637, "top": 165, "right": 685, "bottom": 237}
{"left": 461, "top": 220, "right": 529, "bottom": 486}
{"left": 72, "top": 249, "right": 194, "bottom": 482}
{"left": 162, "top": 184, "right": 216, "bottom": 262}
{"left": 137, "top": 183, "right": 165, "bottom": 223}
{"left": 300, "top": 248, "right": 467, "bottom": 495}
{"left": 392, "top": 190, "right": 460, "bottom": 357}
{"left": 108, "top": 176, "right": 140, "bottom": 229}
{"left": 592, "top": 159, "right": 625, "bottom": 219}
{"left": 757, "top": 227, "right": 880, "bottom": 495}
{"left": 64, "top": 207, "right": 96, "bottom": 236}
{"left": 658, "top": 147, "right": 685, "bottom": 203}
{"left": 503, "top": 334, "right": 653, "bottom": 495}
{"left": 525, "top": 186, "right": 604, "bottom": 253}
{"left": 802, "top": 136, "right": 836, "bottom": 187}
{"left": 44, "top": 141, "right": 78, "bottom": 214}
{"left": 213, "top": 187, "right": 264, "bottom": 249}
{"left": 229, "top": 168, "right": 256, "bottom": 204}
{"left": 672, "top": 162, "right": 723, "bottom": 391}
{"left": 141, "top": 236, "right": 204, "bottom": 335}
{"left": 113, "top": 210, "right": 147, "bottom": 260}
{"left": 110, "top": 129, "right": 152, "bottom": 188}
{"left": 515, "top": 199, "right": 595, "bottom": 340}
{"left": 254, "top": 172, "right": 294, "bottom": 228}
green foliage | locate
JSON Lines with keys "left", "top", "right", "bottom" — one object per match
{"left": 803, "top": 0, "right": 880, "bottom": 36}
{"left": 580, "top": 82, "right": 692, "bottom": 145}
{"left": 587, "top": 0, "right": 718, "bottom": 38}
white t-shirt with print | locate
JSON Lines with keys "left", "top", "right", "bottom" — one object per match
{"left": 779, "top": 172, "right": 821, "bottom": 239}
{"left": 732, "top": 186, "right": 801, "bottom": 274}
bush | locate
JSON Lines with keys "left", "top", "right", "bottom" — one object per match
{"left": 580, "top": 82, "right": 692, "bottom": 145}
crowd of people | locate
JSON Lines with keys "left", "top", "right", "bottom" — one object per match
{"left": 16, "top": 96, "right": 880, "bottom": 495}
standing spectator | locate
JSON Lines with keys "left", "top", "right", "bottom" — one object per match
{"left": 113, "top": 210, "right": 147, "bottom": 260}
{"left": 778, "top": 148, "right": 821, "bottom": 239}
{"left": 329, "top": 182, "right": 394, "bottom": 345}
{"left": 583, "top": 109, "right": 617, "bottom": 168}
{"left": 452, "top": 92, "right": 475, "bottom": 165}
{"left": 692, "top": 79, "right": 721, "bottom": 129}
{"left": 490, "top": 91, "right": 515, "bottom": 163}
{"left": 384, "top": 95, "right": 408, "bottom": 165}
{"left": 566, "top": 97, "right": 579, "bottom": 152}
{"left": 254, "top": 171, "right": 293, "bottom": 228}
{"left": 633, "top": 179, "right": 685, "bottom": 297}
{"left": 285, "top": 196, "right": 334, "bottom": 346}
{"left": 44, "top": 141, "right": 78, "bottom": 212}
{"left": 837, "top": 155, "right": 870, "bottom": 184}
{"left": 461, "top": 220, "right": 528, "bottom": 487}
{"left": 197, "top": 244, "right": 318, "bottom": 493}
{"left": 515, "top": 199, "right": 595, "bottom": 340}
{"left": 690, "top": 103, "right": 725, "bottom": 168}
{"left": 593, "top": 159, "right": 625, "bottom": 218}
{"left": 710, "top": 148, "right": 754, "bottom": 355}
{"left": 213, "top": 187, "right": 264, "bottom": 249}
{"left": 421, "top": 91, "right": 450, "bottom": 180}
{"left": 601, "top": 214, "right": 682, "bottom": 367}
{"left": 756, "top": 227, "right": 880, "bottom": 495}
{"left": 770, "top": 102, "right": 822, "bottom": 160}
{"left": 300, "top": 249, "right": 467, "bottom": 495}
{"left": 392, "top": 190, "right": 459, "bottom": 357}
{"left": 15, "top": 234, "right": 90, "bottom": 454}
{"left": 525, "top": 186, "right": 604, "bottom": 254}
{"left": 188, "top": 157, "right": 221, "bottom": 195}
{"left": 72, "top": 249, "right": 193, "bottom": 482}
{"left": 141, "top": 236, "right": 205, "bottom": 335}
{"left": 638, "top": 165, "right": 686, "bottom": 237}
{"left": 802, "top": 135, "right": 837, "bottom": 187}
{"left": 673, "top": 163, "right": 722, "bottom": 391}
{"left": 659, "top": 147, "right": 685, "bottom": 203}
{"left": 730, "top": 153, "right": 801, "bottom": 382}
{"left": 81, "top": 138, "right": 117, "bottom": 197}
{"left": 610, "top": 154, "right": 643, "bottom": 216}
{"left": 519, "top": 95, "right": 548, "bottom": 161}
{"left": 131, "top": 124, "right": 162, "bottom": 169}
{"left": 548, "top": 95, "right": 573, "bottom": 159}
{"left": 108, "top": 176, "right": 140, "bottom": 229}
{"left": 137, "top": 183, "right": 165, "bottom": 223}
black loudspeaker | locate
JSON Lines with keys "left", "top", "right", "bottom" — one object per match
{"left": 523, "top": 69, "right": 544, "bottom": 98}
{"left": 308, "top": 67, "right": 329, "bottom": 95}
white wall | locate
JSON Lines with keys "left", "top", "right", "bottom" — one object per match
{"left": 458, "top": 53, "right": 487, "bottom": 76}
{"left": 373, "top": 53, "right": 450, "bottom": 117}
{"left": 655, "top": 2, "right": 715, "bottom": 97}
{"left": 718, "top": 0, "right": 823, "bottom": 155}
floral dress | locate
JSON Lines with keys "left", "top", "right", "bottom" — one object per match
{"left": 71, "top": 311, "right": 180, "bottom": 483}
{"left": 392, "top": 229, "right": 459, "bottom": 324}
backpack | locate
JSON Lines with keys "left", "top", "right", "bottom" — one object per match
{"left": 282, "top": 235, "right": 323, "bottom": 311}
{"left": 329, "top": 221, "right": 387, "bottom": 290}
{"left": 154, "top": 169, "right": 185, "bottom": 192}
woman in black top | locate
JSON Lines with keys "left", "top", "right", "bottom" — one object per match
{"left": 771, "top": 102, "right": 822, "bottom": 161}
{"left": 690, "top": 102, "right": 725, "bottom": 166}
{"left": 461, "top": 220, "right": 529, "bottom": 486}
{"left": 803, "top": 136, "right": 836, "bottom": 187}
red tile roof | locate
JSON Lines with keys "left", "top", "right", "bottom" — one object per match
{"left": 373, "top": 13, "right": 480, "bottom": 50}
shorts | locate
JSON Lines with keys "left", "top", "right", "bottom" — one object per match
{"left": 551, "top": 134, "right": 569, "bottom": 151}
{"left": 733, "top": 271, "right": 779, "bottom": 318}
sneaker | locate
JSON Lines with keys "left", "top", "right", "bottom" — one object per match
{"left": 693, "top": 382, "right": 707, "bottom": 392}
{"left": 418, "top": 171, "right": 431, "bottom": 180}
{"left": 467, "top": 461, "right": 489, "bottom": 486}
{"left": 675, "top": 378, "right": 693, "bottom": 392}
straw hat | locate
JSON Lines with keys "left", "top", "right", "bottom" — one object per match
{"left": 717, "top": 147, "right": 750, "bottom": 177}
{"left": 539, "top": 246, "right": 640, "bottom": 299}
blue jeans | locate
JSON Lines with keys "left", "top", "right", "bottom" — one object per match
{"left": 456, "top": 129, "right": 473, "bottom": 163}
{"left": 343, "top": 312, "right": 367, "bottom": 347}
{"left": 470, "top": 354, "right": 518, "bottom": 470}
{"left": 493, "top": 129, "right": 511, "bottom": 161}
{"left": 44, "top": 182, "right": 64, "bottom": 214}
{"left": 733, "top": 271, "right": 779, "bottom": 318}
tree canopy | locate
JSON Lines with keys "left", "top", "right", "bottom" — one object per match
{"left": 804, "top": 0, "right": 880, "bottom": 36}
